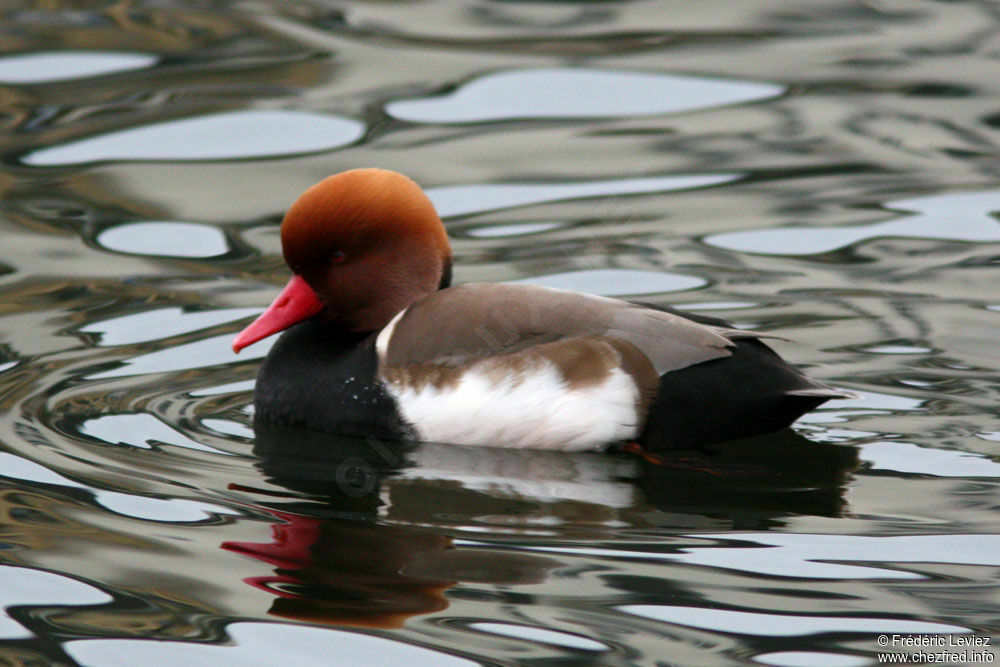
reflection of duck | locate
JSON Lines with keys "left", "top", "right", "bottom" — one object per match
{"left": 632, "top": 429, "right": 860, "bottom": 526}
{"left": 222, "top": 510, "right": 451, "bottom": 629}
{"left": 233, "top": 168, "right": 851, "bottom": 450}
{"left": 223, "top": 423, "right": 563, "bottom": 628}
{"left": 248, "top": 423, "right": 859, "bottom": 526}
{"left": 225, "top": 424, "right": 857, "bottom": 634}
{"left": 223, "top": 509, "right": 560, "bottom": 629}
{"left": 232, "top": 421, "right": 857, "bottom": 624}
{"left": 248, "top": 420, "right": 642, "bottom": 515}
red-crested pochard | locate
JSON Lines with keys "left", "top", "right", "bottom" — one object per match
{"left": 233, "top": 168, "right": 850, "bottom": 451}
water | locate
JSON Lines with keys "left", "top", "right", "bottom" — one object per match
{"left": 1, "top": 1, "right": 998, "bottom": 665}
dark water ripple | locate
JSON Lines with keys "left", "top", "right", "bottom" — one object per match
{"left": 0, "top": 1, "right": 998, "bottom": 665}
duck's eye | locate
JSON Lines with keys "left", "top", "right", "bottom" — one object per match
{"left": 329, "top": 250, "right": 347, "bottom": 264}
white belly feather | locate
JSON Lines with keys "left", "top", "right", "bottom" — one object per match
{"left": 382, "top": 357, "right": 644, "bottom": 451}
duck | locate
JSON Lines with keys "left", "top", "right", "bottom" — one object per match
{"left": 233, "top": 168, "right": 850, "bottom": 452}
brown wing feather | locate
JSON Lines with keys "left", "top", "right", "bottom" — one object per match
{"left": 381, "top": 283, "right": 749, "bottom": 374}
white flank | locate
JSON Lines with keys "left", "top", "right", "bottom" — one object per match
{"left": 384, "top": 359, "right": 643, "bottom": 451}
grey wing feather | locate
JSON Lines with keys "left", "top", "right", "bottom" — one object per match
{"left": 383, "top": 283, "right": 779, "bottom": 375}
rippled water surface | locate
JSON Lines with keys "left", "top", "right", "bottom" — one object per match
{"left": 1, "top": 2, "right": 999, "bottom": 665}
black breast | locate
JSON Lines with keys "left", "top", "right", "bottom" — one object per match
{"left": 253, "top": 319, "right": 415, "bottom": 440}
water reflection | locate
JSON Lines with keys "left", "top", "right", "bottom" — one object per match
{"left": 248, "top": 422, "right": 858, "bottom": 534}
{"left": 465, "top": 221, "right": 565, "bottom": 238}
{"left": 387, "top": 67, "right": 783, "bottom": 123}
{"left": 507, "top": 268, "right": 705, "bottom": 296}
{"left": 81, "top": 307, "right": 262, "bottom": 347}
{"left": 2, "top": 0, "right": 1000, "bottom": 663}
{"left": 0, "top": 449, "right": 235, "bottom": 522}
{"left": 85, "top": 332, "right": 272, "bottom": 380}
{"left": 22, "top": 110, "right": 366, "bottom": 166}
{"left": 95, "top": 221, "right": 231, "bottom": 258}
{"left": 223, "top": 509, "right": 559, "bottom": 629}
{"left": 706, "top": 190, "right": 1000, "bottom": 255}
{"left": 859, "top": 441, "right": 1000, "bottom": 477}
{"left": 427, "top": 172, "right": 737, "bottom": 218}
{"left": 79, "top": 413, "right": 231, "bottom": 456}
{"left": 660, "top": 532, "right": 1000, "bottom": 580}
{"left": 0, "top": 565, "right": 112, "bottom": 640}
{"left": 0, "top": 51, "right": 157, "bottom": 84}
{"left": 219, "top": 423, "right": 859, "bottom": 632}
{"left": 617, "top": 604, "right": 968, "bottom": 637}
{"left": 755, "top": 652, "right": 870, "bottom": 667}
{"left": 633, "top": 431, "right": 858, "bottom": 525}
{"left": 65, "top": 621, "right": 476, "bottom": 666}
{"left": 227, "top": 424, "right": 567, "bottom": 628}
{"left": 467, "top": 622, "right": 608, "bottom": 652}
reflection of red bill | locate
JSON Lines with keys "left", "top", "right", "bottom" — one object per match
{"left": 221, "top": 507, "right": 451, "bottom": 629}
{"left": 222, "top": 509, "right": 319, "bottom": 571}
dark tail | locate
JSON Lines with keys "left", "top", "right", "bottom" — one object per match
{"left": 636, "top": 305, "right": 851, "bottom": 450}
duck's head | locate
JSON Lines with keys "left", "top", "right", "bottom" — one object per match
{"left": 233, "top": 168, "right": 451, "bottom": 352}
